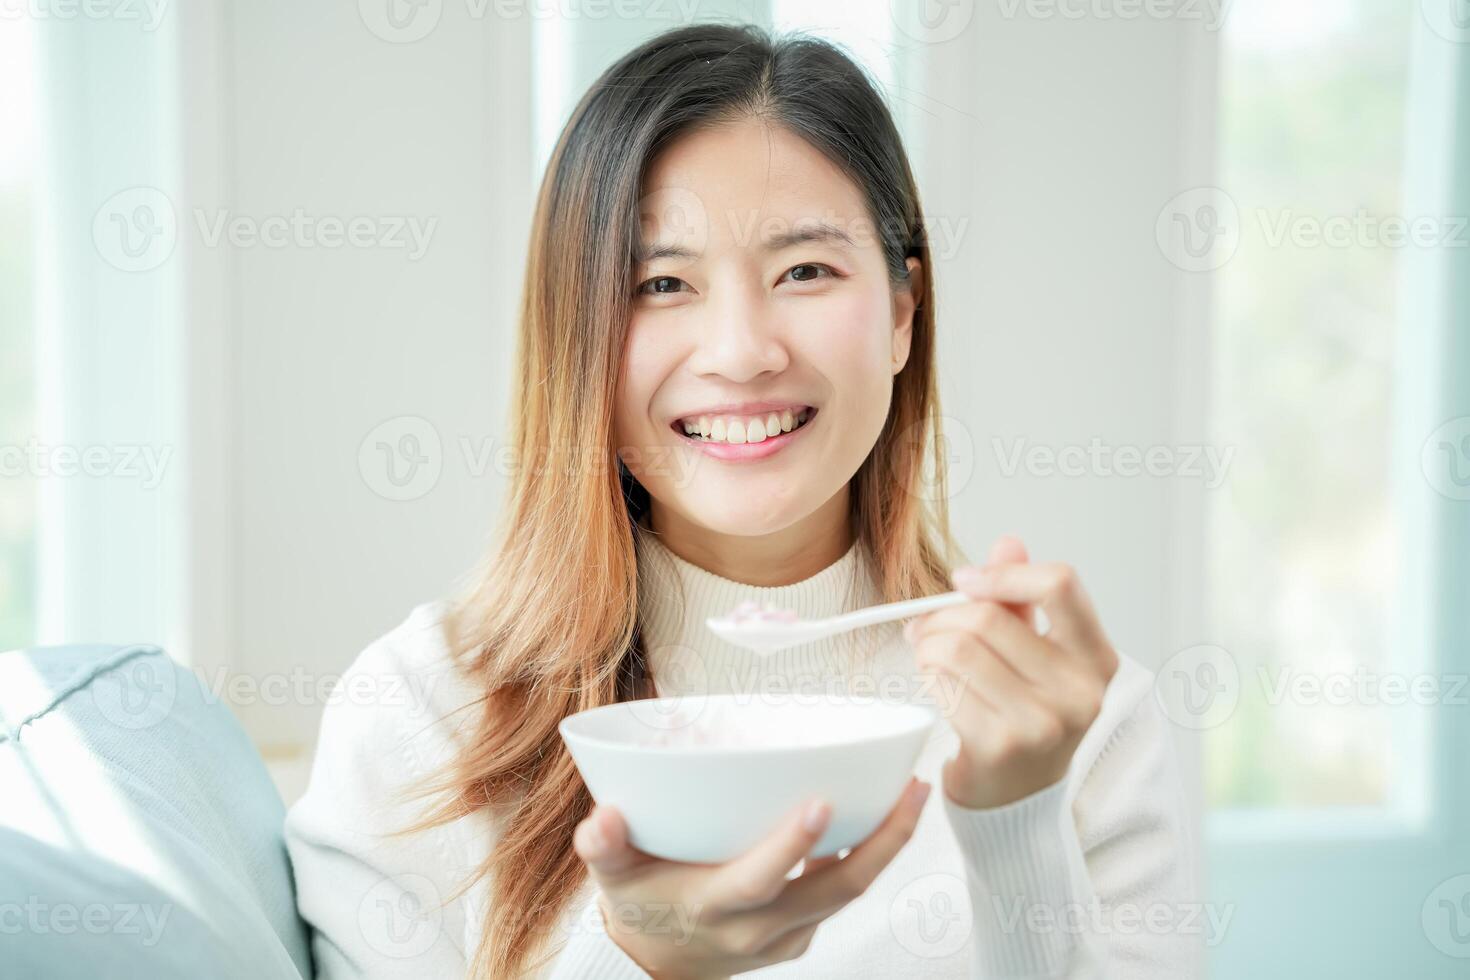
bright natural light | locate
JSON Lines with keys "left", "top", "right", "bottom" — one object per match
{"left": 3, "top": 6, "right": 1466, "bottom": 979}
{"left": 1206, "top": 0, "right": 1410, "bottom": 810}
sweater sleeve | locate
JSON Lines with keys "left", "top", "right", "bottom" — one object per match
{"left": 940, "top": 658, "right": 1202, "bottom": 979}
{"left": 283, "top": 611, "right": 654, "bottom": 979}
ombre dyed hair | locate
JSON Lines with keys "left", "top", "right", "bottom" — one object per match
{"left": 398, "top": 22, "right": 960, "bottom": 978}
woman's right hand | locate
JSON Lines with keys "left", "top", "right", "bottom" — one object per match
{"left": 572, "top": 777, "right": 931, "bottom": 980}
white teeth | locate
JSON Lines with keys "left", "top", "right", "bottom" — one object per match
{"left": 679, "top": 408, "right": 812, "bottom": 445}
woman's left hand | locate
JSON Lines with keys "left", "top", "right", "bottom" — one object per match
{"left": 906, "top": 535, "right": 1120, "bottom": 811}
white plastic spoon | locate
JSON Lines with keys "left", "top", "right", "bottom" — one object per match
{"left": 706, "top": 590, "right": 971, "bottom": 655}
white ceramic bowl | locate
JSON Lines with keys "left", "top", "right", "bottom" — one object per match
{"left": 559, "top": 693, "right": 936, "bottom": 863}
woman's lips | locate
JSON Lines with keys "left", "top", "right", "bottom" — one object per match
{"left": 671, "top": 408, "right": 818, "bottom": 461}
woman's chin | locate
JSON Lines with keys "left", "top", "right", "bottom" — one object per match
{"left": 670, "top": 491, "right": 809, "bottom": 539}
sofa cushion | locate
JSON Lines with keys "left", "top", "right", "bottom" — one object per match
{"left": 0, "top": 644, "right": 312, "bottom": 980}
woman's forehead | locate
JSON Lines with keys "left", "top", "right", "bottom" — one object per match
{"left": 637, "top": 118, "right": 871, "bottom": 252}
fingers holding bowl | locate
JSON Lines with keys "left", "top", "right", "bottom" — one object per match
{"left": 575, "top": 805, "right": 654, "bottom": 883}
{"left": 766, "top": 777, "right": 930, "bottom": 930}
{"left": 703, "top": 797, "right": 832, "bottom": 912}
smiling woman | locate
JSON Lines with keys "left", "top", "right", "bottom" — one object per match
{"left": 283, "top": 22, "right": 1197, "bottom": 980}
{"left": 615, "top": 116, "right": 918, "bottom": 566}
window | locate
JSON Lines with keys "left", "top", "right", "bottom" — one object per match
{"left": 1206, "top": 0, "right": 1413, "bottom": 811}
{"left": 0, "top": 15, "right": 38, "bottom": 652}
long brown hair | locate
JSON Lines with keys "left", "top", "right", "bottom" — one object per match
{"left": 396, "top": 23, "right": 960, "bottom": 978}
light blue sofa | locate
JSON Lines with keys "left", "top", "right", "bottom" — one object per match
{"left": 0, "top": 644, "right": 313, "bottom": 980}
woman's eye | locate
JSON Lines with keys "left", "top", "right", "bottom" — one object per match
{"left": 636, "top": 276, "right": 687, "bottom": 296}
{"left": 781, "top": 263, "right": 836, "bottom": 284}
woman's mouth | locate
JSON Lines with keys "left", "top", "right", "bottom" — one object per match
{"left": 669, "top": 406, "right": 817, "bottom": 461}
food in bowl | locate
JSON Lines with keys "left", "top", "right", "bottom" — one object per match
{"left": 638, "top": 695, "right": 884, "bottom": 749}
{"left": 559, "top": 693, "right": 935, "bottom": 863}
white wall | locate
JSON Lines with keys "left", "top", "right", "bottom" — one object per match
{"left": 188, "top": 0, "right": 532, "bottom": 752}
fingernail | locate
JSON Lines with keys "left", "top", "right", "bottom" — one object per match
{"left": 583, "top": 812, "right": 606, "bottom": 857}
{"left": 908, "top": 780, "right": 932, "bottom": 810}
{"left": 802, "top": 800, "right": 831, "bottom": 834}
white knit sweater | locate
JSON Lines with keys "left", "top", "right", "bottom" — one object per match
{"left": 285, "top": 532, "right": 1202, "bottom": 978}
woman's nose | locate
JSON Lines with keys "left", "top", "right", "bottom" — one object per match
{"left": 686, "top": 296, "right": 790, "bottom": 383}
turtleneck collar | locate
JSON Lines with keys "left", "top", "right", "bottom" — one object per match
{"left": 633, "top": 527, "right": 909, "bottom": 697}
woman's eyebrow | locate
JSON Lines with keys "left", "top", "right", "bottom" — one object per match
{"left": 636, "top": 242, "right": 700, "bottom": 263}
{"left": 761, "top": 221, "right": 856, "bottom": 251}
{"left": 636, "top": 220, "right": 857, "bottom": 264}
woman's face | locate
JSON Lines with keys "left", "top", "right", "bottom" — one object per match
{"left": 614, "top": 117, "right": 921, "bottom": 546}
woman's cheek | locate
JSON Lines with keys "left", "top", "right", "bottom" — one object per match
{"left": 802, "top": 292, "right": 895, "bottom": 386}
{"left": 616, "top": 324, "right": 673, "bottom": 441}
